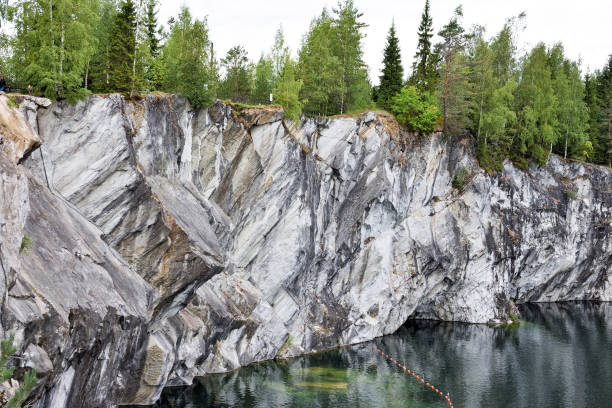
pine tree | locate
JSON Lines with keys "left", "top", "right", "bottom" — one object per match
{"left": 436, "top": 6, "right": 472, "bottom": 134}
{"left": 411, "top": 0, "right": 437, "bottom": 93}
{"left": 377, "top": 21, "right": 403, "bottom": 111}
{"left": 108, "top": 0, "right": 137, "bottom": 93}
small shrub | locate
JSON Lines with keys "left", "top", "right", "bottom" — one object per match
{"left": 452, "top": 166, "right": 471, "bottom": 193}
{"left": 19, "top": 236, "right": 33, "bottom": 254}
{"left": 560, "top": 172, "right": 571, "bottom": 183}
{"left": 512, "top": 156, "right": 529, "bottom": 171}
{"left": 6, "top": 96, "right": 18, "bottom": 109}
{"left": 390, "top": 86, "right": 440, "bottom": 135}
{"left": 564, "top": 190, "right": 576, "bottom": 200}
{"left": 531, "top": 144, "right": 548, "bottom": 166}
{"left": 1, "top": 333, "right": 37, "bottom": 408}
{"left": 278, "top": 335, "right": 294, "bottom": 355}
{"left": 509, "top": 312, "right": 519, "bottom": 322}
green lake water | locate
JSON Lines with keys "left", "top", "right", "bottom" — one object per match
{"left": 151, "top": 302, "right": 612, "bottom": 408}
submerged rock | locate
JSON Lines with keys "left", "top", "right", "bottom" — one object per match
{"left": 0, "top": 93, "right": 609, "bottom": 406}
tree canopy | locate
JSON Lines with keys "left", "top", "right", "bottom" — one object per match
{"left": 0, "top": 0, "right": 608, "bottom": 167}
{"left": 377, "top": 21, "right": 403, "bottom": 111}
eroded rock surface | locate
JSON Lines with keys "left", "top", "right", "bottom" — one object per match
{"left": 0, "top": 97, "right": 151, "bottom": 408}
{"left": 1, "top": 93, "right": 610, "bottom": 407}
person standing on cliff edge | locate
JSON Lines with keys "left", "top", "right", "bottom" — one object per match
{"left": 0, "top": 76, "right": 6, "bottom": 92}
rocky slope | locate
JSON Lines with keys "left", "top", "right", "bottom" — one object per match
{"left": 0, "top": 93, "right": 610, "bottom": 407}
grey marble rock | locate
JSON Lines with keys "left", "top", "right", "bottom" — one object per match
{"left": 1, "top": 93, "right": 610, "bottom": 407}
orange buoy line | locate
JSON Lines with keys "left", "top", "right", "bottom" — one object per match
{"left": 373, "top": 345, "right": 454, "bottom": 408}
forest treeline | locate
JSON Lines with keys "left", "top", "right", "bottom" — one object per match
{"left": 0, "top": 0, "right": 609, "bottom": 167}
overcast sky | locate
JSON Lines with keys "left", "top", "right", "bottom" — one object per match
{"left": 158, "top": 0, "right": 611, "bottom": 84}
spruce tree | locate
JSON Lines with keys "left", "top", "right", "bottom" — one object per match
{"left": 87, "top": 0, "right": 118, "bottom": 92}
{"left": 108, "top": 0, "right": 137, "bottom": 93}
{"left": 378, "top": 21, "right": 403, "bottom": 111}
{"left": 411, "top": 0, "right": 437, "bottom": 93}
{"left": 597, "top": 55, "right": 612, "bottom": 165}
{"left": 144, "top": 0, "right": 159, "bottom": 57}
{"left": 584, "top": 73, "right": 601, "bottom": 161}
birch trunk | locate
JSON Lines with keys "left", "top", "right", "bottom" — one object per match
{"left": 564, "top": 126, "right": 568, "bottom": 159}
{"left": 59, "top": 23, "right": 64, "bottom": 96}
{"left": 130, "top": 0, "right": 142, "bottom": 98}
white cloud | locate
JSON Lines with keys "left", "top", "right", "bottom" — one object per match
{"left": 159, "top": 0, "right": 612, "bottom": 83}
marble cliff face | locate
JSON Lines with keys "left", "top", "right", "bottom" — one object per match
{"left": 0, "top": 93, "right": 610, "bottom": 407}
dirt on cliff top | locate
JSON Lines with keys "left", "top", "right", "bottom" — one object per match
{"left": 0, "top": 93, "right": 42, "bottom": 164}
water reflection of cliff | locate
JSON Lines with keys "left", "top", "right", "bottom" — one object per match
{"left": 153, "top": 302, "right": 612, "bottom": 408}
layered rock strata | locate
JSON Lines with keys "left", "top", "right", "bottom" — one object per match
{"left": 0, "top": 93, "right": 609, "bottom": 406}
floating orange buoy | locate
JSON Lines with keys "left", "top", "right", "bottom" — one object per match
{"left": 374, "top": 346, "right": 453, "bottom": 408}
